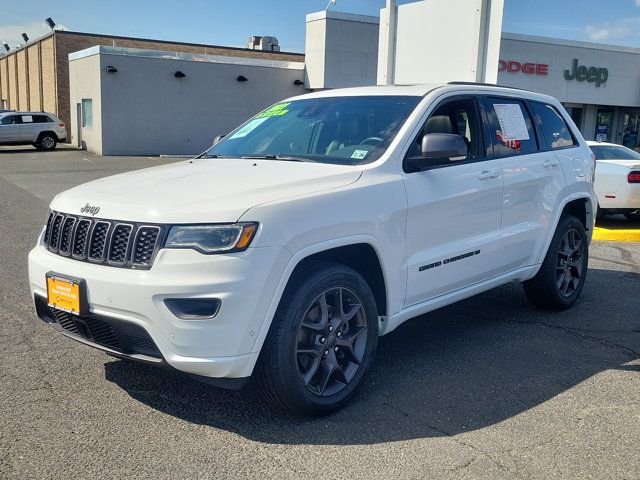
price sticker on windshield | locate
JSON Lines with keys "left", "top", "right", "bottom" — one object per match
{"left": 255, "top": 102, "right": 291, "bottom": 118}
{"left": 351, "top": 150, "right": 369, "bottom": 160}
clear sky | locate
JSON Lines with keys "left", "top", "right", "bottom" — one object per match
{"left": 2, "top": 0, "right": 640, "bottom": 53}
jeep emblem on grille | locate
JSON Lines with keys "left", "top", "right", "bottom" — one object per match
{"left": 80, "top": 203, "right": 101, "bottom": 216}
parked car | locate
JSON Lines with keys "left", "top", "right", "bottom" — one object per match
{"left": 28, "top": 83, "right": 596, "bottom": 415}
{"left": 588, "top": 141, "right": 640, "bottom": 220}
{"left": 0, "top": 111, "right": 66, "bottom": 150}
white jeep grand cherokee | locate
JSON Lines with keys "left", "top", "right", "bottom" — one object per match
{"left": 29, "top": 83, "right": 596, "bottom": 415}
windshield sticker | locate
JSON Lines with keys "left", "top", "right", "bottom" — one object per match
{"left": 493, "top": 104, "right": 530, "bottom": 141}
{"left": 229, "top": 117, "right": 269, "bottom": 139}
{"left": 255, "top": 102, "right": 291, "bottom": 119}
{"left": 351, "top": 149, "right": 369, "bottom": 160}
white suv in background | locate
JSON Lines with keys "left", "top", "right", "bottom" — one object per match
{"left": 0, "top": 112, "right": 66, "bottom": 150}
{"left": 28, "top": 83, "right": 596, "bottom": 415}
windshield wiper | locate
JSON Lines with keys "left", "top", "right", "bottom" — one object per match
{"left": 241, "top": 154, "right": 313, "bottom": 162}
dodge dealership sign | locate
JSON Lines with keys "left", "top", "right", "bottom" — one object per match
{"left": 498, "top": 60, "right": 549, "bottom": 75}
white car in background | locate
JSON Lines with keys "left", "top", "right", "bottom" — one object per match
{"left": 588, "top": 141, "right": 640, "bottom": 220}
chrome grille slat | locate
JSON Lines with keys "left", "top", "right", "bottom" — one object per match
{"left": 88, "top": 221, "right": 110, "bottom": 262}
{"left": 59, "top": 217, "right": 76, "bottom": 255}
{"left": 72, "top": 219, "right": 91, "bottom": 258}
{"left": 49, "top": 214, "right": 64, "bottom": 251}
{"left": 43, "top": 211, "right": 163, "bottom": 269}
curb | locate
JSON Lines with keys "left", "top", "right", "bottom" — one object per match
{"left": 593, "top": 227, "right": 640, "bottom": 242}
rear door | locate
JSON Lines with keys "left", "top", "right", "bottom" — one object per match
{"left": 0, "top": 114, "right": 21, "bottom": 142}
{"left": 483, "top": 97, "right": 567, "bottom": 269}
{"left": 403, "top": 95, "right": 505, "bottom": 305}
{"left": 18, "top": 114, "right": 39, "bottom": 142}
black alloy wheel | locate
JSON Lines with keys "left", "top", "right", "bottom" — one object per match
{"left": 295, "top": 287, "right": 368, "bottom": 397}
{"left": 255, "top": 261, "right": 378, "bottom": 416}
{"left": 523, "top": 214, "right": 588, "bottom": 310}
{"left": 555, "top": 228, "right": 585, "bottom": 298}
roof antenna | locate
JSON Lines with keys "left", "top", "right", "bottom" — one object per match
{"left": 326, "top": 0, "right": 336, "bottom": 10}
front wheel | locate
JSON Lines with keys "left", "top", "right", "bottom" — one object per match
{"left": 255, "top": 261, "right": 379, "bottom": 416}
{"left": 523, "top": 215, "right": 588, "bottom": 310}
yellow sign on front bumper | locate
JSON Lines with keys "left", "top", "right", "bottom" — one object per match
{"left": 47, "top": 275, "right": 81, "bottom": 314}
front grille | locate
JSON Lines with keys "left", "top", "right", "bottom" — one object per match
{"left": 43, "top": 211, "right": 164, "bottom": 269}
{"left": 35, "top": 296, "right": 162, "bottom": 359}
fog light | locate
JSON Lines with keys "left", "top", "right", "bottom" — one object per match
{"left": 164, "top": 298, "right": 221, "bottom": 320}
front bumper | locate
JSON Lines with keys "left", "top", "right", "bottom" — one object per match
{"left": 29, "top": 243, "right": 290, "bottom": 379}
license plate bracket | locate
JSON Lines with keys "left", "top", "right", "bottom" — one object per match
{"left": 46, "top": 272, "right": 88, "bottom": 316}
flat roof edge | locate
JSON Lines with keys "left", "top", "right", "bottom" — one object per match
{"left": 501, "top": 32, "right": 640, "bottom": 55}
{"left": 68, "top": 45, "right": 306, "bottom": 70}
{"left": 306, "top": 10, "right": 380, "bottom": 24}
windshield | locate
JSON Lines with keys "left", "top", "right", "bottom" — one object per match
{"left": 205, "top": 95, "right": 421, "bottom": 165}
{"left": 591, "top": 145, "right": 640, "bottom": 161}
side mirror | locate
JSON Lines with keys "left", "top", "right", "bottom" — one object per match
{"left": 212, "top": 134, "right": 226, "bottom": 146}
{"left": 406, "top": 133, "right": 468, "bottom": 172}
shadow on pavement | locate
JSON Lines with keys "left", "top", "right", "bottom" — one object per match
{"left": 104, "top": 268, "right": 640, "bottom": 445}
{"left": 0, "top": 145, "right": 79, "bottom": 154}
{"left": 597, "top": 214, "right": 640, "bottom": 229}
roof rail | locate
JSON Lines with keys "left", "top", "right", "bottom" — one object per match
{"left": 446, "top": 81, "right": 536, "bottom": 93}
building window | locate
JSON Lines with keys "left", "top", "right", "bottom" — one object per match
{"left": 82, "top": 99, "right": 93, "bottom": 129}
{"left": 1, "top": 99, "right": 7, "bottom": 109}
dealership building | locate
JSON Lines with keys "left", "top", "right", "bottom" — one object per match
{"left": 498, "top": 33, "right": 640, "bottom": 149}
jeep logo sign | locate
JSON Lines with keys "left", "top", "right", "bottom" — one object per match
{"left": 564, "top": 59, "right": 608, "bottom": 87}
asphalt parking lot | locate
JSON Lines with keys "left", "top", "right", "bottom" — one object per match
{"left": 1, "top": 146, "right": 639, "bottom": 480}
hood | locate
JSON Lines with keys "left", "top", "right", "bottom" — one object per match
{"left": 51, "top": 159, "right": 362, "bottom": 223}
{"left": 597, "top": 159, "right": 640, "bottom": 169}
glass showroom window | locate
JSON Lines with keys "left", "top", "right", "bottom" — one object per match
{"left": 82, "top": 99, "right": 93, "bottom": 128}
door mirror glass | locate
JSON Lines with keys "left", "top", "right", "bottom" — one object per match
{"left": 407, "top": 133, "right": 468, "bottom": 171}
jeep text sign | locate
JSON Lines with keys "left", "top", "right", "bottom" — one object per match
{"left": 564, "top": 59, "right": 608, "bottom": 87}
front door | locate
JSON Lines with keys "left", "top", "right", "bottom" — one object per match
{"left": 403, "top": 95, "right": 504, "bottom": 306}
{"left": 0, "top": 114, "right": 20, "bottom": 142}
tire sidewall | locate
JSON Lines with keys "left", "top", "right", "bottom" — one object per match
{"left": 543, "top": 215, "right": 589, "bottom": 307}
{"left": 271, "top": 263, "right": 378, "bottom": 414}
{"left": 39, "top": 134, "right": 57, "bottom": 151}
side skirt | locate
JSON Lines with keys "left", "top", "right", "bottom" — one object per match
{"left": 379, "top": 265, "right": 540, "bottom": 335}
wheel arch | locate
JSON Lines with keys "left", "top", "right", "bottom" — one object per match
{"left": 534, "top": 193, "right": 595, "bottom": 269}
{"left": 250, "top": 237, "right": 390, "bottom": 360}
{"left": 37, "top": 130, "right": 60, "bottom": 141}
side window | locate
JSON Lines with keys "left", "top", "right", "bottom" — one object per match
{"left": 484, "top": 98, "right": 538, "bottom": 156}
{"left": 34, "top": 115, "right": 51, "bottom": 123}
{"left": 21, "top": 115, "right": 33, "bottom": 124}
{"left": 407, "top": 96, "right": 483, "bottom": 161}
{"left": 530, "top": 102, "right": 575, "bottom": 149}
{"left": 0, "top": 116, "right": 15, "bottom": 125}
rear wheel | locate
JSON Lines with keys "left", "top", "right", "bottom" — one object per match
{"left": 37, "top": 133, "right": 57, "bottom": 151}
{"left": 255, "top": 261, "right": 378, "bottom": 416}
{"left": 523, "top": 215, "right": 588, "bottom": 310}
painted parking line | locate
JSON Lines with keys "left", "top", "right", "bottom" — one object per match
{"left": 593, "top": 227, "right": 640, "bottom": 242}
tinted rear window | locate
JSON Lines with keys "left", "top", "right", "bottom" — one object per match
{"left": 530, "top": 102, "right": 575, "bottom": 149}
{"left": 591, "top": 145, "right": 640, "bottom": 160}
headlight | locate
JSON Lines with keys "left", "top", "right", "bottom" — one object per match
{"left": 164, "top": 223, "right": 258, "bottom": 254}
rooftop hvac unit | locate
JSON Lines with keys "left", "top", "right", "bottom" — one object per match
{"left": 247, "top": 35, "right": 280, "bottom": 52}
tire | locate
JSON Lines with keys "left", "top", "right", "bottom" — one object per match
{"left": 37, "top": 133, "right": 57, "bottom": 151}
{"left": 523, "top": 215, "right": 588, "bottom": 310}
{"left": 255, "top": 261, "right": 379, "bottom": 416}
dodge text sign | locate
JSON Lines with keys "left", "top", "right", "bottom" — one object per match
{"left": 498, "top": 60, "right": 549, "bottom": 75}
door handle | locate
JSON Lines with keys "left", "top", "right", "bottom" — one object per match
{"left": 542, "top": 160, "right": 559, "bottom": 168}
{"left": 478, "top": 170, "right": 500, "bottom": 180}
